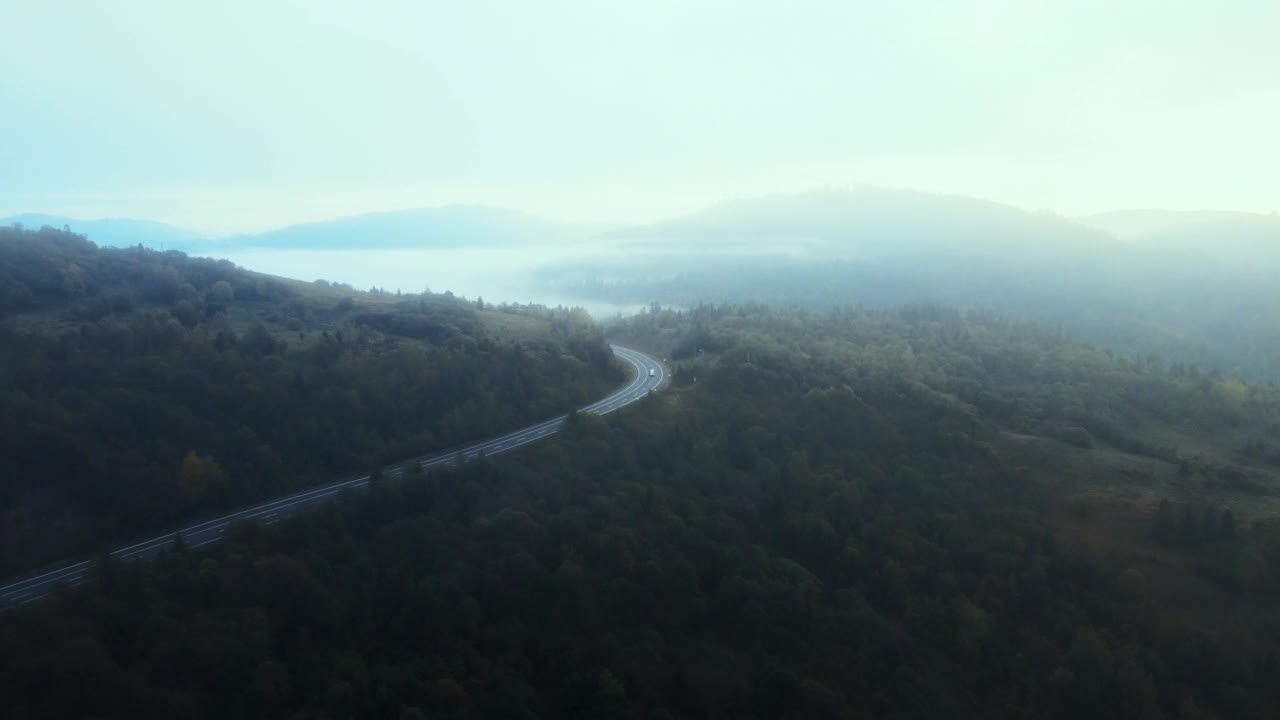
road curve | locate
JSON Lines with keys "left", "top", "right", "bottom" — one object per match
{"left": 0, "top": 344, "right": 666, "bottom": 609}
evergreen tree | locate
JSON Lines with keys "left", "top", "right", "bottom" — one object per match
{"left": 1152, "top": 499, "right": 1176, "bottom": 545}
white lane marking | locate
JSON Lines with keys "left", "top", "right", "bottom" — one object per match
{"left": 495, "top": 430, "right": 557, "bottom": 454}
{"left": 416, "top": 419, "right": 552, "bottom": 466}
{"left": 111, "top": 473, "right": 374, "bottom": 558}
{"left": 592, "top": 348, "right": 646, "bottom": 410}
{"left": 13, "top": 569, "right": 88, "bottom": 595}
{"left": 0, "top": 559, "right": 92, "bottom": 594}
{"left": 116, "top": 487, "right": 346, "bottom": 560}
{"left": 405, "top": 348, "right": 651, "bottom": 469}
{"left": 415, "top": 413, "right": 573, "bottom": 467}
{"left": 2, "top": 565, "right": 87, "bottom": 597}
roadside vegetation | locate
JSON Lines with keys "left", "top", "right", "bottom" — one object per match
{"left": 0, "top": 225, "right": 622, "bottom": 576}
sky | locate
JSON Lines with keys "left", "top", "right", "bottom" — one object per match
{"left": 2, "top": 0, "right": 1278, "bottom": 234}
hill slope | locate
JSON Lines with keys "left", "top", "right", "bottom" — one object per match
{"left": 1075, "top": 209, "right": 1259, "bottom": 238}
{"left": 0, "top": 225, "right": 622, "bottom": 576}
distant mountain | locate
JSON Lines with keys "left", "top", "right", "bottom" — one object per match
{"left": 1078, "top": 209, "right": 1280, "bottom": 271}
{"left": 0, "top": 214, "right": 207, "bottom": 250}
{"left": 1133, "top": 215, "right": 1280, "bottom": 264}
{"left": 1076, "top": 209, "right": 1265, "bottom": 238}
{"left": 572, "top": 188, "right": 1132, "bottom": 296}
{"left": 4, "top": 206, "right": 614, "bottom": 254}
{"left": 214, "top": 205, "right": 608, "bottom": 251}
{"left": 603, "top": 188, "right": 1115, "bottom": 261}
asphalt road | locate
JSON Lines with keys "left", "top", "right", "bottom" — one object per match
{"left": 0, "top": 344, "right": 665, "bottom": 609}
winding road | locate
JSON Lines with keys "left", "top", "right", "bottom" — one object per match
{"left": 0, "top": 344, "right": 665, "bottom": 609}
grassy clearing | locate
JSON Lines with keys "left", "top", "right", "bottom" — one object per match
{"left": 998, "top": 425, "right": 1280, "bottom": 522}
{"left": 475, "top": 308, "right": 553, "bottom": 342}
{"left": 999, "top": 428, "right": 1280, "bottom": 643}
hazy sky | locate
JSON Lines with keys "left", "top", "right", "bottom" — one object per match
{"left": 2, "top": 0, "right": 1277, "bottom": 234}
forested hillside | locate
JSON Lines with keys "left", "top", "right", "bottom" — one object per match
{"left": 4, "top": 303, "right": 1279, "bottom": 718}
{"left": 0, "top": 225, "right": 623, "bottom": 577}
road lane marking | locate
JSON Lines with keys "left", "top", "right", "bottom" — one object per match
{"left": 2, "top": 566, "right": 87, "bottom": 596}
{"left": 110, "top": 474, "right": 375, "bottom": 558}
{"left": 0, "top": 560, "right": 92, "bottom": 594}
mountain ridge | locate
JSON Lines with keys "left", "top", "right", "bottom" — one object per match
{"left": 3, "top": 205, "right": 614, "bottom": 253}
{"left": 0, "top": 214, "right": 207, "bottom": 250}
{"left": 1077, "top": 208, "right": 1275, "bottom": 238}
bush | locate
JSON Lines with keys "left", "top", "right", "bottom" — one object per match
{"left": 1059, "top": 425, "right": 1095, "bottom": 449}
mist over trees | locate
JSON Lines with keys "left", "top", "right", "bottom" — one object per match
{"left": 540, "top": 189, "right": 1280, "bottom": 379}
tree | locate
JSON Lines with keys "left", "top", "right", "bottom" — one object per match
{"left": 170, "top": 299, "right": 200, "bottom": 328}
{"left": 241, "top": 322, "right": 279, "bottom": 356}
{"left": 950, "top": 596, "right": 991, "bottom": 657}
{"left": 1178, "top": 506, "right": 1199, "bottom": 545}
{"left": 177, "top": 451, "right": 227, "bottom": 504}
{"left": 1201, "top": 506, "right": 1219, "bottom": 542}
{"left": 1219, "top": 509, "right": 1237, "bottom": 540}
{"left": 207, "top": 280, "right": 235, "bottom": 307}
{"left": 94, "top": 549, "right": 117, "bottom": 591}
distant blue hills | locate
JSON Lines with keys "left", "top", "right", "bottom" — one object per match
{"left": 7, "top": 197, "right": 1274, "bottom": 262}
{"left": 1, "top": 214, "right": 208, "bottom": 250}
{"left": 2, "top": 205, "right": 607, "bottom": 253}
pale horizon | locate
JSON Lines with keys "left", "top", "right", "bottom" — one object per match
{"left": 4, "top": 183, "right": 1278, "bottom": 238}
{"left": 3, "top": 1, "right": 1278, "bottom": 235}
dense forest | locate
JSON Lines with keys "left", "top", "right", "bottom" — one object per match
{"left": 0, "top": 225, "right": 623, "bottom": 577}
{"left": 4, "top": 302, "right": 1280, "bottom": 718}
